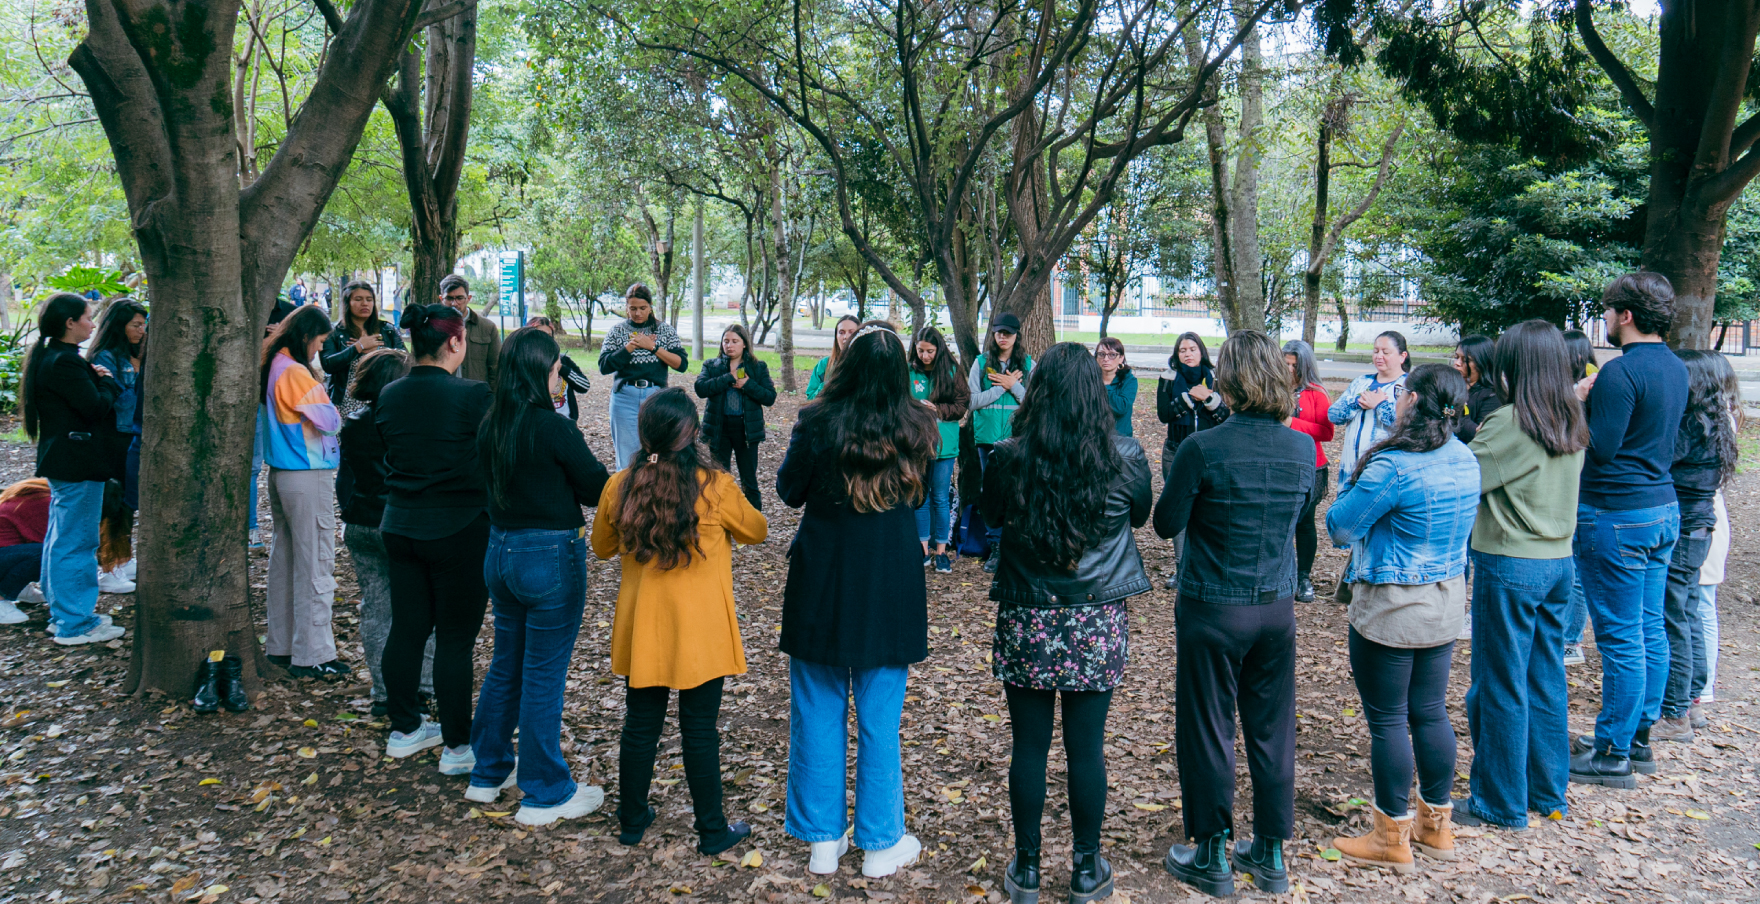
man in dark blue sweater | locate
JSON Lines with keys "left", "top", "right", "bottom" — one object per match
{"left": 1568, "top": 273, "right": 1687, "bottom": 789}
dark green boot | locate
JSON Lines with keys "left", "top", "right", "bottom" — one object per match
{"left": 1231, "top": 834, "right": 1289, "bottom": 894}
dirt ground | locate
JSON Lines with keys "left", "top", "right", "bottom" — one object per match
{"left": 0, "top": 370, "right": 1756, "bottom": 904}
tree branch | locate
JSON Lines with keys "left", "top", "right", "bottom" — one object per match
{"left": 414, "top": 0, "right": 475, "bottom": 31}
{"left": 1573, "top": 0, "right": 1654, "bottom": 129}
{"left": 1731, "top": 110, "right": 1760, "bottom": 158}
{"left": 311, "top": 0, "right": 344, "bottom": 33}
{"left": 1318, "top": 121, "right": 1404, "bottom": 264}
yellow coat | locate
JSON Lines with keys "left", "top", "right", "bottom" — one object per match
{"left": 592, "top": 468, "right": 768, "bottom": 689}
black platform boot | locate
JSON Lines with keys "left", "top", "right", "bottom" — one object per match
{"left": 219, "top": 655, "right": 251, "bottom": 712}
{"left": 1004, "top": 847, "right": 1040, "bottom": 904}
{"left": 1232, "top": 834, "right": 1289, "bottom": 894}
{"left": 1069, "top": 848, "right": 1112, "bottom": 904}
{"left": 191, "top": 660, "right": 221, "bottom": 714}
{"left": 1164, "top": 831, "right": 1234, "bottom": 898}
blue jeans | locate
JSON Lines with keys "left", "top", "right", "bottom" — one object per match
{"left": 1693, "top": 584, "right": 1720, "bottom": 701}
{"left": 1660, "top": 532, "right": 1712, "bottom": 718}
{"left": 786, "top": 658, "right": 909, "bottom": 850}
{"left": 1574, "top": 502, "right": 1679, "bottom": 756}
{"left": 976, "top": 445, "right": 1001, "bottom": 548}
{"left": 248, "top": 407, "right": 265, "bottom": 529}
{"left": 914, "top": 458, "right": 956, "bottom": 546}
{"left": 609, "top": 384, "right": 662, "bottom": 470}
{"left": 0, "top": 542, "right": 41, "bottom": 600}
{"left": 1564, "top": 567, "right": 1589, "bottom": 646}
{"left": 471, "top": 527, "right": 589, "bottom": 807}
{"left": 1464, "top": 551, "right": 1572, "bottom": 826}
{"left": 42, "top": 479, "right": 106, "bottom": 636}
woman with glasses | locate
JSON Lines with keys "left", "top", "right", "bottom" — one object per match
{"left": 1096, "top": 337, "right": 1137, "bottom": 437}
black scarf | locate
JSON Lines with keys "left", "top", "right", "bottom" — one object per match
{"left": 1176, "top": 361, "right": 1211, "bottom": 389}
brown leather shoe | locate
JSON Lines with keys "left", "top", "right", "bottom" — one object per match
{"left": 1332, "top": 806, "right": 1415, "bottom": 875}
{"left": 1412, "top": 798, "right": 1455, "bottom": 861}
{"left": 1649, "top": 714, "right": 1694, "bottom": 743}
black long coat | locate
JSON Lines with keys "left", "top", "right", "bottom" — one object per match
{"left": 695, "top": 356, "right": 778, "bottom": 446}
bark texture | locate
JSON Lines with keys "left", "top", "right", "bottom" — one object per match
{"left": 387, "top": 4, "right": 478, "bottom": 307}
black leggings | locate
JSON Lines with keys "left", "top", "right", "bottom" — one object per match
{"left": 620, "top": 678, "right": 730, "bottom": 837}
{"left": 711, "top": 416, "right": 762, "bottom": 511}
{"left": 1295, "top": 466, "right": 1329, "bottom": 578}
{"left": 382, "top": 514, "right": 490, "bottom": 746}
{"left": 1004, "top": 684, "right": 1114, "bottom": 854}
{"left": 1348, "top": 627, "right": 1456, "bottom": 816}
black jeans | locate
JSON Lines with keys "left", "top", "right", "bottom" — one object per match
{"left": 1175, "top": 595, "right": 1296, "bottom": 841}
{"left": 0, "top": 542, "right": 41, "bottom": 600}
{"left": 1003, "top": 684, "right": 1114, "bottom": 854}
{"left": 382, "top": 514, "right": 491, "bottom": 746}
{"left": 1295, "top": 466, "right": 1329, "bottom": 578}
{"left": 619, "top": 677, "right": 730, "bottom": 838}
{"left": 711, "top": 416, "right": 762, "bottom": 511}
{"left": 1348, "top": 627, "right": 1456, "bottom": 816}
{"left": 1661, "top": 531, "right": 1713, "bottom": 718}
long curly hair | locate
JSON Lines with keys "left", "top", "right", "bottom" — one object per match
{"left": 1355, "top": 363, "right": 1467, "bottom": 475}
{"left": 1001, "top": 342, "right": 1122, "bottom": 571}
{"left": 615, "top": 388, "right": 721, "bottom": 569}
{"left": 812, "top": 322, "right": 938, "bottom": 512}
{"left": 1677, "top": 350, "right": 1740, "bottom": 489}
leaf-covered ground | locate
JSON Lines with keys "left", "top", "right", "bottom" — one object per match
{"left": 0, "top": 378, "right": 1757, "bottom": 904}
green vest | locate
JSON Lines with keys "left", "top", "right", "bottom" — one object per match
{"left": 911, "top": 371, "right": 960, "bottom": 459}
{"left": 973, "top": 353, "right": 1032, "bottom": 446}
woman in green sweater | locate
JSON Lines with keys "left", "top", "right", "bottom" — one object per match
{"left": 1460, "top": 320, "right": 1588, "bottom": 829}
{"left": 805, "top": 315, "right": 860, "bottom": 400}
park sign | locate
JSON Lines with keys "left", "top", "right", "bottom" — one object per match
{"left": 498, "top": 250, "right": 526, "bottom": 323}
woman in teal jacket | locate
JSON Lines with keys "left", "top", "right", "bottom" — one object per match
{"left": 805, "top": 315, "right": 860, "bottom": 400}
{"left": 968, "top": 313, "right": 1033, "bottom": 573}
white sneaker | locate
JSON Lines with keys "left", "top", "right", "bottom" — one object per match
{"left": 15, "top": 583, "right": 43, "bottom": 604}
{"left": 514, "top": 783, "right": 604, "bottom": 826}
{"left": 808, "top": 835, "right": 850, "bottom": 875}
{"left": 48, "top": 615, "right": 113, "bottom": 636}
{"left": 386, "top": 718, "right": 444, "bottom": 758}
{"left": 438, "top": 745, "right": 475, "bottom": 776}
{"left": 1562, "top": 644, "right": 1586, "bottom": 667}
{"left": 52, "top": 623, "right": 126, "bottom": 646}
{"left": 0, "top": 601, "right": 25, "bottom": 625}
{"left": 97, "top": 571, "right": 136, "bottom": 594}
{"left": 861, "top": 834, "right": 922, "bottom": 878}
{"left": 120, "top": 559, "right": 136, "bottom": 581}
{"left": 463, "top": 762, "right": 519, "bottom": 803}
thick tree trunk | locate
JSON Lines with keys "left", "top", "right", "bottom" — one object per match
{"left": 772, "top": 170, "right": 796, "bottom": 391}
{"left": 1303, "top": 120, "right": 1331, "bottom": 348}
{"left": 1228, "top": 5, "right": 1265, "bottom": 333}
{"left": 388, "top": 8, "right": 477, "bottom": 309}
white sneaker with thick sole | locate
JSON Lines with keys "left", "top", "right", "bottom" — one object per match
{"left": 809, "top": 835, "right": 851, "bottom": 875}
{"left": 464, "top": 762, "right": 519, "bottom": 803}
{"left": 514, "top": 784, "right": 604, "bottom": 826}
{"left": 48, "top": 615, "right": 113, "bottom": 637}
{"left": 386, "top": 719, "right": 444, "bottom": 758}
{"left": 120, "top": 559, "right": 136, "bottom": 581}
{"left": 438, "top": 745, "right": 475, "bottom": 776}
{"left": 15, "top": 583, "right": 43, "bottom": 604}
{"left": 53, "top": 623, "right": 126, "bottom": 646}
{"left": 0, "top": 600, "right": 25, "bottom": 625}
{"left": 97, "top": 571, "right": 136, "bottom": 594}
{"left": 861, "top": 834, "right": 922, "bottom": 878}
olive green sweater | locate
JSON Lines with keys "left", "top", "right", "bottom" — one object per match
{"left": 1468, "top": 406, "right": 1584, "bottom": 559}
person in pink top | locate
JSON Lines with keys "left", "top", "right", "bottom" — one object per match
{"left": 260, "top": 305, "right": 349, "bottom": 680}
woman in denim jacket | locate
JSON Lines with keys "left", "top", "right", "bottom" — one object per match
{"left": 1324, "top": 364, "right": 1479, "bottom": 876}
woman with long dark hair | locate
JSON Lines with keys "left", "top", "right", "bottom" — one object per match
{"left": 260, "top": 305, "right": 348, "bottom": 679}
{"left": 23, "top": 293, "right": 125, "bottom": 645}
{"left": 980, "top": 342, "right": 1151, "bottom": 904}
{"left": 1460, "top": 321, "right": 1587, "bottom": 829}
{"left": 1324, "top": 364, "right": 1479, "bottom": 874}
{"left": 524, "top": 316, "right": 592, "bottom": 421}
{"left": 1283, "top": 340, "right": 1333, "bottom": 602}
{"left": 1329, "top": 330, "right": 1410, "bottom": 481}
{"left": 1154, "top": 330, "right": 1313, "bottom": 898}
{"left": 86, "top": 299, "right": 147, "bottom": 591}
{"left": 375, "top": 304, "right": 494, "bottom": 770}
{"left": 806, "top": 314, "right": 861, "bottom": 400}
{"left": 1561, "top": 329, "right": 1598, "bottom": 382}
{"left": 911, "top": 326, "right": 969, "bottom": 572}
{"left": 1688, "top": 353, "right": 1738, "bottom": 723}
{"left": 321, "top": 281, "right": 404, "bottom": 417}
{"left": 778, "top": 322, "right": 938, "bottom": 878}
{"left": 467, "top": 327, "right": 612, "bottom": 825}
{"left": 1450, "top": 334, "right": 1500, "bottom": 443}
{"left": 1157, "top": 332, "right": 1227, "bottom": 478}
{"left": 695, "top": 323, "right": 777, "bottom": 509}
{"left": 970, "top": 313, "right": 1034, "bottom": 573}
{"left": 594, "top": 388, "right": 766, "bottom": 852}
{"left": 1096, "top": 336, "right": 1138, "bottom": 437}
{"left": 1559, "top": 328, "right": 1598, "bottom": 666}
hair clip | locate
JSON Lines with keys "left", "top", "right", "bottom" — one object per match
{"left": 1442, "top": 405, "right": 1457, "bottom": 417}
{"left": 853, "top": 323, "right": 901, "bottom": 344}
{"left": 646, "top": 453, "right": 659, "bottom": 464}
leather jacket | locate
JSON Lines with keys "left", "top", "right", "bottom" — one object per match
{"left": 980, "top": 434, "right": 1154, "bottom": 607}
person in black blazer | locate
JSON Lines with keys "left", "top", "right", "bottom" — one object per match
{"left": 775, "top": 322, "right": 939, "bottom": 879}
{"left": 22, "top": 294, "right": 125, "bottom": 645}
{"left": 321, "top": 281, "right": 404, "bottom": 417}
{"left": 695, "top": 324, "right": 776, "bottom": 510}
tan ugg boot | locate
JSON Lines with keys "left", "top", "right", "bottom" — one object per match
{"left": 1412, "top": 798, "right": 1456, "bottom": 860}
{"left": 1332, "top": 806, "right": 1415, "bottom": 875}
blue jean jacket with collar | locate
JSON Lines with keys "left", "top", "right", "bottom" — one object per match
{"left": 1325, "top": 439, "right": 1480, "bottom": 585}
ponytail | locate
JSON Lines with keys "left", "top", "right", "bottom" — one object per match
{"left": 400, "top": 303, "right": 465, "bottom": 361}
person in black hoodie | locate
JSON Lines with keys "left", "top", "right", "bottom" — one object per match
{"left": 695, "top": 323, "right": 777, "bottom": 510}
{"left": 321, "top": 281, "right": 404, "bottom": 417}
{"left": 1450, "top": 334, "right": 1501, "bottom": 443}
{"left": 22, "top": 293, "right": 125, "bottom": 645}
{"left": 374, "top": 304, "right": 494, "bottom": 771}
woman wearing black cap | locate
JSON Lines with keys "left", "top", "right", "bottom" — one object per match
{"left": 969, "top": 313, "right": 1033, "bottom": 574}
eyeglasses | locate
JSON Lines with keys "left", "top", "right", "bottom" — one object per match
{"left": 1096, "top": 351, "right": 1123, "bottom": 360}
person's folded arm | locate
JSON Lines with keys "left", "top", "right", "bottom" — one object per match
{"left": 1152, "top": 439, "right": 1206, "bottom": 539}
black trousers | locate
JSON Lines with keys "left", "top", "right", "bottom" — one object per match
{"left": 382, "top": 514, "right": 490, "bottom": 746}
{"left": 1295, "top": 466, "right": 1330, "bottom": 578}
{"left": 619, "top": 677, "right": 729, "bottom": 837}
{"left": 1175, "top": 595, "right": 1296, "bottom": 841}
{"left": 1348, "top": 628, "right": 1456, "bottom": 816}
{"left": 711, "top": 416, "right": 762, "bottom": 511}
{"left": 1004, "top": 684, "right": 1113, "bottom": 854}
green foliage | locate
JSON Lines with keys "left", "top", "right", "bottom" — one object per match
{"left": 45, "top": 267, "right": 131, "bottom": 298}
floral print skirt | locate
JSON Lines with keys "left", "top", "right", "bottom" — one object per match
{"left": 992, "top": 601, "right": 1128, "bottom": 692}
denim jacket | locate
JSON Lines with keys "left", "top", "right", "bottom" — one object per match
{"left": 1325, "top": 440, "right": 1480, "bottom": 585}
{"left": 91, "top": 349, "right": 140, "bottom": 436}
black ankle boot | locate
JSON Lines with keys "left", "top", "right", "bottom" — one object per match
{"left": 618, "top": 806, "right": 657, "bottom": 846}
{"left": 697, "top": 820, "right": 751, "bottom": 856}
{"left": 1568, "top": 746, "right": 1636, "bottom": 789}
{"left": 1295, "top": 576, "right": 1316, "bottom": 603}
{"left": 1164, "top": 831, "right": 1233, "bottom": 898}
{"left": 1231, "top": 835, "right": 1289, "bottom": 894}
{"left": 219, "top": 655, "right": 250, "bottom": 712}
{"left": 191, "top": 660, "right": 221, "bottom": 714}
{"left": 1068, "top": 849, "right": 1112, "bottom": 904}
{"left": 1004, "top": 848, "right": 1040, "bottom": 904}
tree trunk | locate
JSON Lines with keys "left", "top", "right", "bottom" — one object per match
{"left": 387, "top": 6, "right": 477, "bottom": 309}
{"left": 772, "top": 169, "right": 796, "bottom": 391}
{"left": 1228, "top": 2, "right": 1265, "bottom": 333}
{"left": 1335, "top": 296, "right": 1350, "bottom": 351}
{"left": 1302, "top": 119, "right": 1331, "bottom": 348}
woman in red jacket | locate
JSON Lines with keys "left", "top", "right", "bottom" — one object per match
{"left": 1284, "top": 340, "right": 1334, "bottom": 602}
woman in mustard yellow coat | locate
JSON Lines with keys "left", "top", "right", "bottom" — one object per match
{"left": 592, "top": 388, "right": 767, "bottom": 855}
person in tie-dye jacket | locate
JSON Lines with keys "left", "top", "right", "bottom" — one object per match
{"left": 261, "top": 305, "right": 350, "bottom": 680}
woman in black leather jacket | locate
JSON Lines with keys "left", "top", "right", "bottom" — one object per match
{"left": 320, "top": 281, "right": 404, "bottom": 416}
{"left": 979, "top": 342, "right": 1152, "bottom": 904}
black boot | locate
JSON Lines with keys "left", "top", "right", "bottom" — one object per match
{"left": 1004, "top": 848, "right": 1040, "bottom": 904}
{"left": 1164, "top": 831, "right": 1233, "bottom": 898}
{"left": 1568, "top": 745, "right": 1636, "bottom": 789}
{"left": 1573, "top": 733, "right": 1655, "bottom": 775}
{"left": 1231, "top": 834, "right": 1289, "bottom": 894}
{"left": 219, "top": 655, "right": 251, "bottom": 712}
{"left": 1295, "top": 576, "right": 1315, "bottom": 603}
{"left": 618, "top": 806, "right": 657, "bottom": 846}
{"left": 697, "top": 820, "right": 751, "bottom": 856}
{"left": 1068, "top": 849, "right": 1112, "bottom": 904}
{"left": 191, "top": 660, "right": 221, "bottom": 714}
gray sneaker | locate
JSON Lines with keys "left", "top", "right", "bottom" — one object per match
{"left": 1562, "top": 644, "right": 1586, "bottom": 667}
